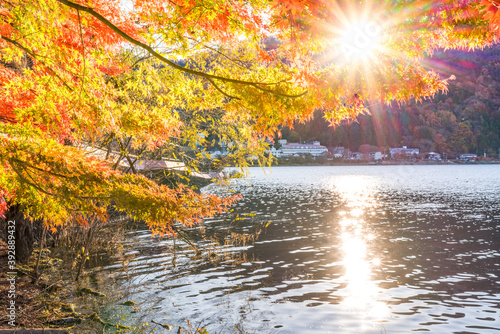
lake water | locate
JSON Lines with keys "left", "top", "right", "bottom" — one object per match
{"left": 96, "top": 165, "right": 500, "bottom": 333}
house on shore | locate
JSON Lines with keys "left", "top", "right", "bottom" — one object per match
{"left": 459, "top": 153, "right": 478, "bottom": 161}
{"left": 348, "top": 152, "right": 364, "bottom": 160}
{"left": 369, "top": 151, "right": 383, "bottom": 160}
{"left": 331, "top": 146, "right": 346, "bottom": 158}
{"left": 390, "top": 146, "right": 420, "bottom": 158}
{"left": 280, "top": 141, "right": 328, "bottom": 157}
{"left": 81, "top": 144, "right": 218, "bottom": 187}
{"left": 427, "top": 152, "right": 442, "bottom": 161}
{"left": 269, "top": 146, "right": 282, "bottom": 157}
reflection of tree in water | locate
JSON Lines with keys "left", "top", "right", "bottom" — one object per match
{"left": 104, "top": 211, "right": 268, "bottom": 285}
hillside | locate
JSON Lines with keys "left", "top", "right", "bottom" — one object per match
{"left": 279, "top": 45, "right": 500, "bottom": 158}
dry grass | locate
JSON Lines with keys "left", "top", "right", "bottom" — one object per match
{"left": 0, "top": 240, "right": 74, "bottom": 329}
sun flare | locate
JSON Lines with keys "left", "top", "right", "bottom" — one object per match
{"left": 336, "top": 19, "right": 383, "bottom": 62}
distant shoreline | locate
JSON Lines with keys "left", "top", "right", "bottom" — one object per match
{"left": 259, "top": 160, "right": 500, "bottom": 167}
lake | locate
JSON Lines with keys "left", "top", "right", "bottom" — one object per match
{"left": 95, "top": 165, "right": 500, "bottom": 333}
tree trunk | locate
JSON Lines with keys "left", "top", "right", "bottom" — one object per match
{"left": 34, "top": 227, "right": 47, "bottom": 283}
{"left": 4, "top": 204, "right": 35, "bottom": 264}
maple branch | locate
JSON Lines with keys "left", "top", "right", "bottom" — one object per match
{"left": 110, "top": 136, "right": 132, "bottom": 170}
{"left": 125, "top": 144, "right": 147, "bottom": 174}
{"left": 0, "top": 35, "right": 74, "bottom": 92}
{"left": 55, "top": 0, "right": 308, "bottom": 99}
{"left": 10, "top": 158, "right": 73, "bottom": 180}
{"left": 112, "top": 153, "right": 126, "bottom": 170}
{"left": 9, "top": 159, "right": 112, "bottom": 200}
{"left": 131, "top": 54, "right": 153, "bottom": 68}
{"left": 103, "top": 133, "right": 115, "bottom": 160}
{"left": 9, "top": 160, "right": 59, "bottom": 198}
{"left": 0, "top": 115, "right": 17, "bottom": 123}
{"left": 186, "top": 38, "right": 249, "bottom": 69}
{"left": 117, "top": 137, "right": 136, "bottom": 174}
{"left": 205, "top": 77, "right": 241, "bottom": 100}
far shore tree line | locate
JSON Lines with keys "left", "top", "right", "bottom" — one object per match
{"left": 279, "top": 45, "right": 500, "bottom": 158}
{"left": 269, "top": 152, "right": 496, "bottom": 165}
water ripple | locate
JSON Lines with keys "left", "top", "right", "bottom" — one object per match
{"left": 96, "top": 165, "right": 500, "bottom": 333}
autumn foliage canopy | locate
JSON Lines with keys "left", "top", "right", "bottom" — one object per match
{"left": 0, "top": 0, "right": 499, "bottom": 233}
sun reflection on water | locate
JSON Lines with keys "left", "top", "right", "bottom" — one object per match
{"left": 331, "top": 175, "right": 390, "bottom": 326}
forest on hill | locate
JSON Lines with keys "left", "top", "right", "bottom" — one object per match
{"left": 279, "top": 45, "right": 500, "bottom": 158}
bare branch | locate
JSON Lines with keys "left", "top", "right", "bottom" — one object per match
{"left": 117, "top": 137, "right": 137, "bottom": 174}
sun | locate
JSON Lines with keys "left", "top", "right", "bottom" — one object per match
{"left": 336, "top": 19, "right": 383, "bottom": 62}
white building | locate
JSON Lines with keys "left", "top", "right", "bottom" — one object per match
{"left": 369, "top": 151, "right": 383, "bottom": 160}
{"left": 269, "top": 146, "right": 282, "bottom": 157}
{"left": 390, "top": 146, "right": 419, "bottom": 158}
{"left": 280, "top": 141, "right": 328, "bottom": 156}
{"left": 332, "top": 146, "right": 345, "bottom": 158}
{"left": 459, "top": 153, "right": 477, "bottom": 161}
{"left": 427, "top": 152, "right": 442, "bottom": 160}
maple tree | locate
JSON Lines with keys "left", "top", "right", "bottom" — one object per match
{"left": 1, "top": 0, "right": 500, "bottom": 262}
